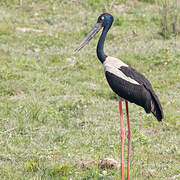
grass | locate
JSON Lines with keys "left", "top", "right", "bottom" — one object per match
{"left": 158, "top": 0, "right": 180, "bottom": 39}
{"left": 0, "top": 0, "right": 179, "bottom": 179}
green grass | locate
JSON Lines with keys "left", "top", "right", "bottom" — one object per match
{"left": 0, "top": 0, "right": 179, "bottom": 179}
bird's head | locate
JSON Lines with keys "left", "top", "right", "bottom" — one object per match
{"left": 97, "top": 13, "right": 114, "bottom": 28}
{"left": 74, "top": 13, "right": 114, "bottom": 54}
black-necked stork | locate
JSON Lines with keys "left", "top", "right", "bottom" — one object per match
{"left": 74, "top": 13, "right": 163, "bottom": 180}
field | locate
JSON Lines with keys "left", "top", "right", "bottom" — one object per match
{"left": 0, "top": 0, "right": 179, "bottom": 179}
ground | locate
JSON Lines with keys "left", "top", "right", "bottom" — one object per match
{"left": 0, "top": 0, "right": 179, "bottom": 179}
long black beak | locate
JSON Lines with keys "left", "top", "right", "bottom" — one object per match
{"left": 73, "top": 22, "right": 103, "bottom": 54}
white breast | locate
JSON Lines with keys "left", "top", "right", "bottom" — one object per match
{"left": 103, "top": 56, "right": 140, "bottom": 85}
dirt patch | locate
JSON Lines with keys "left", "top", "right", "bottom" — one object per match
{"left": 77, "top": 157, "right": 120, "bottom": 170}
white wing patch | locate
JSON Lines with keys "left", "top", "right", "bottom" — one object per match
{"left": 104, "top": 56, "right": 128, "bottom": 68}
{"left": 103, "top": 56, "right": 140, "bottom": 85}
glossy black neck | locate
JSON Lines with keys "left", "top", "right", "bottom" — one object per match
{"left": 96, "top": 24, "right": 111, "bottom": 63}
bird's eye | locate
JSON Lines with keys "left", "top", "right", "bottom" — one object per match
{"left": 101, "top": 16, "right": 104, "bottom": 20}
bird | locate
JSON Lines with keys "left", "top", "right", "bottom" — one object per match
{"left": 74, "top": 13, "right": 163, "bottom": 180}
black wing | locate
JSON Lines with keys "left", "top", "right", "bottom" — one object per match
{"left": 105, "top": 66, "right": 163, "bottom": 121}
{"left": 120, "top": 66, "right": 163, "bottom": 121}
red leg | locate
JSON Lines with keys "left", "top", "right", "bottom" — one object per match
{"left": 125, "top": 101, "right": 131, "bottom": 180}
{"left": 119, "top": 100, "right": 125, "bottom": 180}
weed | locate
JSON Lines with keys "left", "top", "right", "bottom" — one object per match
{"left": 158, "top": 0, "right": 180, "bottom": 39}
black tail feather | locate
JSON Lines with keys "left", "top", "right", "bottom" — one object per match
{"left": 151, "top": 95, "right": 163, "bottom": 121}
